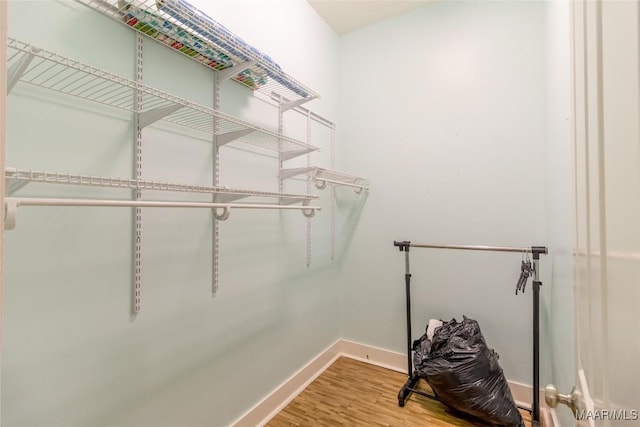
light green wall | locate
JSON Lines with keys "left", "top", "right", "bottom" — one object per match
{"left": 543, "top": 1, "right": 575, "bottom": 426}
{"left": 337, "top": 0, "right": 556, "bottom": 386}
{"left": 4, "top": 1, "right": 342, "bottom": 426}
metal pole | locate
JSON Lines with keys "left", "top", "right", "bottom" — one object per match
{"left": 5, "top": 197, "right": 322, "bottom": 210}
{"left": 532, "top": 254, "right": 541, "bottom": 426}
{"left": 408, "top": 243, "right": 544, "bottom": 253}
{"left": 404, "top": 247, "right": 412, "bottom": 376}
{"left": 315, "top": 178, "right": 368, "bottom": 190}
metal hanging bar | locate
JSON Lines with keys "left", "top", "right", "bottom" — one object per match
{"left": 4, "top": 197, "right": 322, "bottom": 210}
{"left": 315, "top": 177, "right": 368, "bottom": 191}
{"left": 397, "top": 241, "right": 548, "bottom": 255}
{"left": 4, "top": 197, "right": 321, "bottom": 230}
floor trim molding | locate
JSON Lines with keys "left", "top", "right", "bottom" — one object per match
{"left": 232, "top": 339, "right": 548, "bottom": 427}
{"left": 231, "top": 340, "right": 342, "bottom": 427}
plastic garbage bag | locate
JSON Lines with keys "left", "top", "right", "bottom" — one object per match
{"left": 413, "top": 316, "right": 523, "bottom": 427}
{"left": 413, "top": 318, "right": 442, "bottom": 370}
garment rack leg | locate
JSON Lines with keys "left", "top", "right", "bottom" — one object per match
{"left": 532, "top": 251, "right": 541, "bottom": 427}
{"left": 395, "top": 241, "right": 418, "bottom": 407}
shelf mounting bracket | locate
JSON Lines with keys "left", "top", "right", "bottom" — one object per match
{"left": 138, "top": 104, "right": 183, "bottom": 128}
{"left": 5, "top": 168, "right": 29, "bottom": 195}
{"left": 281, "top": 148, "right": 316, "bottom": 161}
{"left": 217, "top": 128, "right": 254, "bottom": 147}
{"left": 218, "top": 61, "right": 257, "bottom": 82}
{"left": 214, "top": 193, "right": 249, "bottom": 203}
{"left": 7, "top": 179, "right": 29, "bottom": 195}
{"left": 280, "top": 96, "right": 317, "bottom": 112}
{"left": 280, "top": 167, "right": 314, "bottom": 180}
{"left": 7, "top": 52, "right": 34, "bottom": 94}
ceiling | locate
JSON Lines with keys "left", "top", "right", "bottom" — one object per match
{"left": 307, "top": 0, "right": 433, "bottom": 35}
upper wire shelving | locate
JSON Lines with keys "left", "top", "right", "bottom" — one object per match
{"left": 7, "top": 38, "right": 318, "bottom": 160}
{"left": 75, "top": 0, "right": 319, "bottom": 105}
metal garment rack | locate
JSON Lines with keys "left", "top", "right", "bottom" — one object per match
{"left": 393, "top": 241, "right": 548, "bottom": 427}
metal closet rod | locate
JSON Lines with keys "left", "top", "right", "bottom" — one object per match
{"left": 316, "top": 178, "right": 368, "bottom": 190}
{"left": 393, "top": 241, "right": 548, "bottom": 255}
{"left": 4, "top": 197, "right": 321, "bottom": 230}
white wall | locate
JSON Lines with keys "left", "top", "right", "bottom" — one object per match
{"left": 3, "top": 1, "right": 341, "bottom": 426}
{"left": 338, "top": 1, "right": 549, "bottom": 384}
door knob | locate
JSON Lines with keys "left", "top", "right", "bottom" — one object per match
{"left": 545, "top": 384, "right": 580, "bottom": 417}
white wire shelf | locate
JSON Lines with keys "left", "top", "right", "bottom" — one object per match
{"left": 281, "top": 167, "right": 369, "bottom": 192}
{"left": 5, "top": 167, "right": 318, "bottom": 206}
{"left": 6, "top": 38, "right": 318, "bottom": 158}
{"left": 74, "top": 0, "right": 319, "bottom": 103}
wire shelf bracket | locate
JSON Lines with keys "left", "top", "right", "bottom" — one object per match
{"left": 281, "top": 148, "right": 316, "bottom": 162}
{"left": 280, "top": 96, "right": 316, "bottom": 113}
{"left": 217, "top": 60, "right": 256, "bottom": 82}
{"left": 6, "top": 50, "right": 34, "bottom": 94}
{"left": 217, "top": 128, "right": 254, "bottom": 147}
{"left": 138, "top": 104, "right": 182, "bottom": 128}
{"left": 6, "top": 174, "right": 29, "bottom": 195}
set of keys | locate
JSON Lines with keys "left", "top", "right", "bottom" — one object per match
{"left": 516, "top": 256, "right": 535, "bottom": 295}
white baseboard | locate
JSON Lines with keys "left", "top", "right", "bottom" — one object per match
{"left": 231, "top": 340, "right": 341, "bottom": 427}
{"left": 232, "top": 338, "right": 547, "bottom": 427}
{"left": 338, "top": 339, "right": 406, "bottom": 373}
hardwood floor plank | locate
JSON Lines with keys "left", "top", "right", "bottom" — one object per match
{"left": 267, "top": 357, "right": 535, "bottom": 427}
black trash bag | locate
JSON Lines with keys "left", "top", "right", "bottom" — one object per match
{"left": 414, "top": 316, "right": 523, "bottom": 427}
{"left": 412, "top": 330, "right": 432, "bottom": 372}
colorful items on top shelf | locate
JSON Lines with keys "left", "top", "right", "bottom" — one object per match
{"left": 155, "top": 0, "right": 309, "bottom": 97}
{"left": 119, "top": 0, "right": 266, "bottom": 90}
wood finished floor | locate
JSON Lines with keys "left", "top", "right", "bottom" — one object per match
{"left": 267, "top": 357, "right": 534, "bottom": 427}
